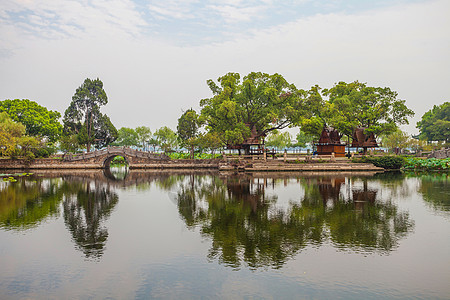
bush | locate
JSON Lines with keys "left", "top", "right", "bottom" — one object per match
{"left": 353, "top": 155, "right": 405, "bottom": 169}
{"left": 111, "top": 156, "right": 127, "bottom": 165}
{"left": 25, "top": 151, "right": 35, "bottom": 160}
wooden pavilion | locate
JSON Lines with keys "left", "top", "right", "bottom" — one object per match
{"left": 351, "top": 127, "right": 379, "bottom": 154}
{"left": 315, "top": 127, "right": 346, "bottom": 157}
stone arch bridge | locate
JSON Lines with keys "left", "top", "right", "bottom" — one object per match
{"left": 63, "top": 146, "right": 169, "bottom": 169}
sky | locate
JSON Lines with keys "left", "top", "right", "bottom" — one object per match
{"left": 0, "top": 0, "right": 449, "bottom": 135}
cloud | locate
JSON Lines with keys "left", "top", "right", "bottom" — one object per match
{"left": 207, "top": 4, "right": 266, "bottom": 23}
{"left": 0, "top": 0, "right": 448, "bottom": 135}
{"left": 0, "top": 0, "right": 147, "bottom": 42}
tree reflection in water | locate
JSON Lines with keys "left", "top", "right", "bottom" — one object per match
{"left": 0, "top": 173, "right": 119, "bottom": 260}
{"left": 63, "top": 179, "right": 118, "bottom": 260}
{"left": 416, "top": 172, "right": 450, "bottom": 214}
{"left": 176, "top": 173, "right": 415, "bottom": 270}
{"left": 0, "top": 171, "right": 419, "bottom": 267}
{"left": 0, "top": 177, "right": 63, "bottom": 230}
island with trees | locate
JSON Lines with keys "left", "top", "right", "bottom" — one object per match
{"left": 0, "top": 73, "right": 448, "bottom": 171}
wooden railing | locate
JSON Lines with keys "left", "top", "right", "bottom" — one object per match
{"left": 63, "top": 146, "right": 169, "bottom": 161}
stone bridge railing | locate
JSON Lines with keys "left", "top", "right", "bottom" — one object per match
{"left": 63, "top": 146, "right": 169, "bottom": 161}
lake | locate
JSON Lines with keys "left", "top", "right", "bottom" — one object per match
{"left": 0, "top": 169, "right": 449, "bottom": 299}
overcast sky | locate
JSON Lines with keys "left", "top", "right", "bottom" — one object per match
{"left": 1, "top": 0, "right": 449, "bottom": 135}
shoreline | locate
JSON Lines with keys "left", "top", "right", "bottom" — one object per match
{"left": 0, "top": 157, "right": 384, "bottom": 172}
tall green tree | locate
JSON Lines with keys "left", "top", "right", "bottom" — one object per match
{"left": 200, "top": 72, "right": 305, "bottom": 153}
{"left": 154, "top": 126, "right": 178, "bottom": 153}
{"left": 177, "top": 109, "right": 202, "bottom": 158}
{"left": 0, "top": 99, "right": 62, "bottom": 142}
{"left": 417, "top": 102, "right": 449, "bottom": 144}
{"left": 323, "top": 81, "right": 414, "bottom": 139}
{"left": 0, "top": 112, "right": 26, "bottom": 156}
{"left": 63, "top": 78, "right": 117, "bottom": 152}
{"left": 293, "top": 130, "right": 314, "bottom": 149}
{"left": 381, "top": 129, "right": 411, "bottom": 154}
{"left": 114, "top": 127, "right": 139, "bottom": 147}
{"left": 135, "top": 126, "right": 152, "bottom": 150}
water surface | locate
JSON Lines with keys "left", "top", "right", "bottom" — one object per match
{"left": 0, "top": 169, "right": 449, "bottom": 299}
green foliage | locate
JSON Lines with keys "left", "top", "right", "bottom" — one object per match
{"left": 293, "top": 130, "right": 314, "bottom": 148}
{"left": 403, "top": 157, "right": 450, "bottom": 171}
{"left": 353, "top": 155, "right": 405, "bottom": 169}
{"left": 380, "top": 129, "right": 411, "bottom": 153}
{"left": 110, "top": 155, "right": 127, "bottom": 165}
{"left": 265, "top": 131, "right": 292, "bottom": 150}
{"left": 0, "top": 99, "right": 62, "bottom": 142}
{"left": 154, "top": 126, "right": 178, "bottom": 153}
{"left": 62, "top": 78, "right": 117, "bottom": 152}
{"left": 135, "top": 126, "right": 152, "bottom": 149}
{"left": 196, "top": 132, "right": 223, "bottom": 154}
{"left": 0, "top": 112, "right": 47, "bottom": 158}
{"left": 114, "top": 127, "right": 139, "bottom": 147}
{"left": 0, "top": 112, "right": 25, "bottom": 156}
{"left": 323, "top": 81, "right": 414, "bottom": 139}
{"left": 417, "top": 102, "right": 449, "bottom": 143}
{"left": 200, "top": 72, "right": 304, "bottom": 148}
{"left": 177, "top": 109, "right": 202, "bottom": 158}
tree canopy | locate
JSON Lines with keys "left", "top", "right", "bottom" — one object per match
{"left": 417, "top": 102, "right": 449, "bottom": 143}
{"left": 177, "top": 109, "right": 202, "bottom": 158}
{"left": 154, "top": 126, "right": 178, "bottom": 153}
{"left": 135, "top": 126, "right": 152, "bottom": 150}
{"left": 323, "top": 81, "right": 414, "bottom": 138}
{"left": 0, "top": 112, "right": 26, "bottom": 156}
{"left": 0, "top": 99, "right": 62, "bottom": 142}
{"left": 299, "top": 81, "right": 415, "bottom": 142}
{"left": 63, "top": 78, "right": 117, "bottom": 152}
{"left": 114, "top": 127, "right": 139, "bottom": 147}
{"left": 200, "top": 72, "right": 304, "bottom": 150}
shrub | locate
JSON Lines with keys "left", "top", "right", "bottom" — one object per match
{"left": 353, "top": 155, "right": 405, "bottom": 169}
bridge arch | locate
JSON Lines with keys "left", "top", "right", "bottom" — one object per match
{"left": 103, "top": 154, "right": 129, "bottom": 169}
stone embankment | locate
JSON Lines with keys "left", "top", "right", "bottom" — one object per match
{"left": 0, "top": 157, "right": 383, "bottom": 172}
{"left": 0, "top": 158, "right": 221, "bottom": 170}
{"left": 218, "top": 159, "right": 383, "bottom": 172}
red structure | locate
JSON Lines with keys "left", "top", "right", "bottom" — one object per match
{"left": 316, "top": 127, "right": 346, "bottom": 157}
{"left": 351, "top": 127, "right": 379, "bottom": 154}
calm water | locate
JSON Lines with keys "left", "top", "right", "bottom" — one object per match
{"left": 0, "top": 169, "right": 449, "bottom": 299}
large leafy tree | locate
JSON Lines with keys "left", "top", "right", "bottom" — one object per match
{"left": 0, "top": 112, "right": 25, "bottom": 156}
{"left": 63, "top": 78, "right": 117, "bottom": 152}
{"left": 200, "top": 72, "right": 304, "bottom": 152}
{"left": 154, "top": 126, "right": 178, "bottom": 153}
{"left": 0, "top": 99, "right": 62, "bottom": 142}
{"left": 417, "top": 102, "right": 449, "bottom": 144}
{"left": 323, "top": 81, "right": 414, "bottom": 139}
{"left": 114, "top": 127, "right": 139, "bottom": 147}
{"left": 0, "top": 112, "right": 44, "bottom": 158}
{"left": 177, "top": 109, "right": 202, "bottom": 158}
{"left": 135, "top": 126, "right": 152, "bottom": 150}
{"left": 380, "top": 129, "right": 411, "bottom": 154}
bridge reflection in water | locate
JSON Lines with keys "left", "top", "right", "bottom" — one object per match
{"left": 0, "top": 170, "right": 417, "bottom": 266}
